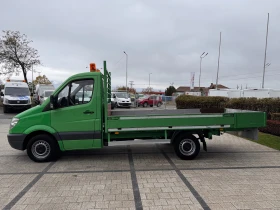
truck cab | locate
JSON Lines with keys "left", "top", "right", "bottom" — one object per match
{"left": 1, "top": 79, "right": 31, "bottom": 113}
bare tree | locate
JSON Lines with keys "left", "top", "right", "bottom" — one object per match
{"left": 0, "top": 30, "right": 41, "bottom": 83}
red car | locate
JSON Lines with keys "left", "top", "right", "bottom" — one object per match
{"left": 137, "top": 95, "right": 162, "bottom": 107}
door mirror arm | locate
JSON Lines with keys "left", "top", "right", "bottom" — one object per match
{"left": 50, "top": 95, "right": 57, "bottom": 109}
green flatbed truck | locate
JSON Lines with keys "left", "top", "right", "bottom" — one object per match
{"left": 7, "top": 61, "right": 266, "bottom": 162}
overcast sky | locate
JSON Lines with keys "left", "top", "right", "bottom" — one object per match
{"left": 1, "top": 0, "right": 280, "bottom": 91}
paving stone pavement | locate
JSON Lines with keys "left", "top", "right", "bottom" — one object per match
{"left": 1, "top": 118, "right": 280, "bottom": 210}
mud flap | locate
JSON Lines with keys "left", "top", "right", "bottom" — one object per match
{"left": 198, "top": 133, "right": 207, "bottom": 152}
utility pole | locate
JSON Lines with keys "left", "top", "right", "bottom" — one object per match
{"left": 124, "top": 51, "right": 128, "bottom": 93}
{"left": 216, "top": 32, "right": 222, "bottom": 90}
{"left": 262, "top": 13, "right": 269, "bottom": 89}
{"left": 129, "top": 81, "right": 134, "bottom": 89}
{"left": 31, "top": 64, "right": 34, "bottom": 94}
{"left": 149, "top": 73, "right": 152, "bottom": 94}
{"left": 199, "top": 52, "right": 208, "bottom": 88}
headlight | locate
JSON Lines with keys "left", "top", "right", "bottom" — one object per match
{"left": 4, "top": 98, "right": 9, "bottom": 103}
{"left": 10, "top": 118, "right": 19, "bottom": 130}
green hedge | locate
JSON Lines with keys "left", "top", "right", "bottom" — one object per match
{"left": 259, "top": 120, "right": 280, "bottom": 136}
{"left": 271, "top": 113, "right": 280, "bottom": 121}
{"left": 175, "top": 95, "right": 229, "bottom": 109}
{"left": 176, "top": 96, "right": 280, "bottom": 119}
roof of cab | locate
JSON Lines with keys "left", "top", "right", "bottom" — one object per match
{"left": 5, "top": 82, "right": 28, "bottom": 88}
{"left": 68, "top": 71, "right": 102, "bottom": 80}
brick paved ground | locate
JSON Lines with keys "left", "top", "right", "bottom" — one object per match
{"left": 1, "top": 118, "right": 280, "bottom": 210}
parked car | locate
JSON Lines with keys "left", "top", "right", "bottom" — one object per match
{"left": 137, "top": 95, "right": 162, "bottom": 107}
{"left": 111, "top": 91, "right": 131, "bottom": 108}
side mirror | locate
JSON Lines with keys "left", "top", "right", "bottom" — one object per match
{"left": 113, "top": 95, "right": 116, "bottom": 98}
{"left": 50, "top": 95, "right": 57, "bottom": 109}
{"left": 0, "top": 92, "right": 3, "bottom": 96}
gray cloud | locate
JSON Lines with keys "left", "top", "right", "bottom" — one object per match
{"left": 1, "top": 0, "right": 279, "bottom": 90}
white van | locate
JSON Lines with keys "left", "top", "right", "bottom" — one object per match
{"left": 111, "top": 91, "right": 131, "bottom": 108}
{"left": 34, "top": 84, "right": 55, "bottom": 104}
{"left": 39, "top": 90, "right": 55, "bottom": 104}
{"left": 1, "top": 80, "right": 31, "bottom": 113}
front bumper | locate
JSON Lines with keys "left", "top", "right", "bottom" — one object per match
{"left": 7, "top": 134, "right": 26, "bottom": 150}
{"left": 4, "top": 104, "right": 31, "bottom": 109}
{"left": 117, "top": 103, "right": 131, "bottom": 107}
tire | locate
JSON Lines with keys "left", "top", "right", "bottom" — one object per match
{"left": 174, "top": 134, "right": 200, "bottom": 160}
{"left": 150, "top": 105, "right": 153, "bottom": 107}
{"left": 3, "top": 105, "right": 8, "bottom": 113}
{"left": 27, "top": 134, "right": 60, "bottom": 162}
{"left": 157, "top": 102, "right": 162, "bottom": 107}
{"left": 143, "top": 102, "right": 148, "bottom": 108}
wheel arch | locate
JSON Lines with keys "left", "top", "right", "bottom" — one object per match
{"left": 171, "top": 130, "right": 203, "bottom": 143}
{"left": 23, "top": 125, "right": 62, "bottom": 151}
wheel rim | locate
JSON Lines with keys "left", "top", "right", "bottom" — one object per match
{"left": 31, "top": 140, "right": 51, "bottom": 159}
{"left": 179, "top": 139, "right": 196, "bottom": 156}
{"left": 144, "top": 103, "right": 147, "bottom": 107}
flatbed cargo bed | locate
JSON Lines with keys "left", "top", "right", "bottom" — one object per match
{"left": 107, "top": 108, "right": 265, "bottom": 131}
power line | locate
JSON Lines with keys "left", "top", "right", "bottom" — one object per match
{"left": 129, "top": 81, "right": 134, "bottom": 89}
{"left": 113, "top": 55, "right": 125, "bottom": 67}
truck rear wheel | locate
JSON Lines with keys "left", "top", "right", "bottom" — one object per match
{"left": 27, "top": 134, "right": 60, "bottom": 162}
{"left": 174, "top": 134, "right": 200, "bottom": 160}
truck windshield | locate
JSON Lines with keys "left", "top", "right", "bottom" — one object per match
{"left": 5, "top": 87, "right": 30, "bottom": 96}
{"left": 115, "top": 92, "right": 129, "bottom": 98}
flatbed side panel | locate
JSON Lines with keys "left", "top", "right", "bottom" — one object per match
{"left": 108, "top": 115, "right": 235, "bottom": 129}
{"left": 233, "top": 112, "right": 267, "bottom": 129}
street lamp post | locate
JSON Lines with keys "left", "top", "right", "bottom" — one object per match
{"left": 262, "top": 13, "right": 270, "bottom": 89}
{"left": 199, "top": 52, "right": 208, "bottom": 88}
{"left": 124, "top": 51, "right": 128, "bottom": 93}
{"left": 149, "top": 73, "right": 152, "bottom": 94}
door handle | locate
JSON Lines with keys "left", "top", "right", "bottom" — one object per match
{"left": 83, "top": 110, "right": 94, "bottom": 114}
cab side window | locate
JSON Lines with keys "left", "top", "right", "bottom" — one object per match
{"left": 56, "top": 79, "right": 94, "bottom": 108}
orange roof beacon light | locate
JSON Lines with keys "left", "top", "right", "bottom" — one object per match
{"left": 89, "top": 63, "right": 96, "bottom": 72}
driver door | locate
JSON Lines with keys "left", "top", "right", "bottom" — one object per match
{"left": 51, "top": 77, "right": 99, "bottom": 150}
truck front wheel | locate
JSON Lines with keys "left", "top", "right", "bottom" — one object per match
{"left": 174, "top": 134, "right": 200, "bottom": 160}
{"left": 27, "top": 134, "right": 60, "bottom": 162}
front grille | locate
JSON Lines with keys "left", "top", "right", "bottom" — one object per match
{"left": 119, "top": 103, "right": 130, "bottom": 106}
{"left": 8, "top": 100, "right": 28, "bottom": 104}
